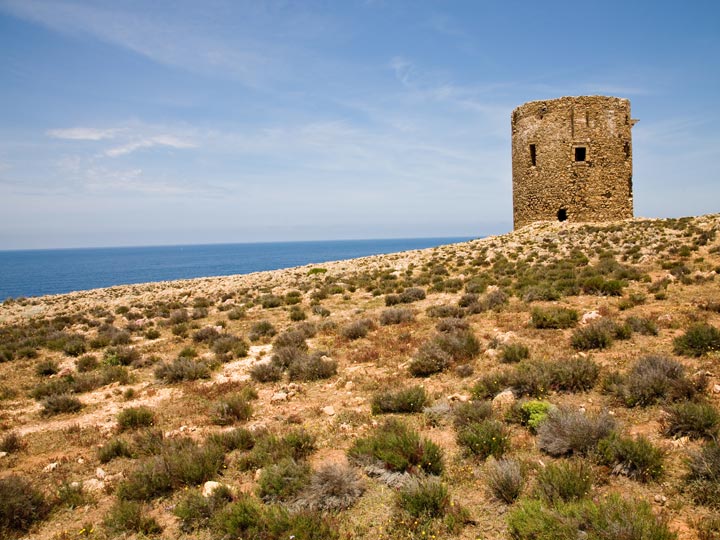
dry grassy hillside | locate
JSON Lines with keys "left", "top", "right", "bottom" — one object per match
{"left": 1, "top": 214, "right": 720, "bottom": 540}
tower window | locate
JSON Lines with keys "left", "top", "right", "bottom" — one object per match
{"left": 574, "top": 146, "right": 586, "bottom": 162}
{"left": 529, "top": 144, "right": 537, "bottom": 166}
{"left": 623, "top": 141, "right": 630, "bottom": 159}
{"left": 557, "top": 208, "right": 568, "bottom": 222}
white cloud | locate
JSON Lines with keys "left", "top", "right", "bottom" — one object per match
{"left": 47, "top": 127, "right": 120, "bottom": 140}
{"left": 105, "top": 135, "right": 196, "bottom": 157}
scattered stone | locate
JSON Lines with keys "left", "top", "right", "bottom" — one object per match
{"left": 484, "top": 349, "right": 499, "bottom": 361}
{"left": 492, "top": 389, "right": 516, "bottom": 412}
{"left": 82, "top": 479, "right": 104, "bottom": 492}
{"left": 322, "top": 405, "right": 336, "bottom": 416}
{"left": 57, "top": 367, "right": 74, "bottom": 377}
{"left": 77, "top": 457, "right": 85, "bottom": 464}
{"left": 344, "top": 381, "right": 354, "bottom": 390}
{"left": 0, "top": 451, "right": 7, "bottom": 459}
{"left": 494, "top": 331, "right": 516, "bottom": 344}
{"left": 254, "top": 469, "right": 263, "bottom": 481}
{"left": 654, "top": 494, "right": 667, "bottom": 505}
{"left": 271, "top": 392, "right": 288, "bottom": 402}
{"left": 713, "top": 384, "right": 720, "bottom": 394}
{"left": 202, "top": 481, "right": 224, "bottom": 498}
{"left": 447, "top": 393, "right": 470, "bottom": 402}
{"left": 96, "top": 467, "right": 106, "bottom": 480}
{"left": 581, "top": 311, "right": 601, "bottom": 325}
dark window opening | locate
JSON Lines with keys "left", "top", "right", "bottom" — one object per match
{"left": 623, "top": 141, "right": 630, "bottom": 159}
{"left": 574, "top": 146, "right": 586, "bottom": 162}
{"left": 557, "top": 208, "right": 568, "bottom": 222}
{"left": 529, "top": 144, "right": 537, "bottom": 166}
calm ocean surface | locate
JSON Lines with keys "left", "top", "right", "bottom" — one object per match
{"left": 0, "top": 237, "right": 473, "bottom": 301}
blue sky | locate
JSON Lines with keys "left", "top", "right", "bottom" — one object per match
{"left": 0, "top": 0, "right": 718, "bottom": 249}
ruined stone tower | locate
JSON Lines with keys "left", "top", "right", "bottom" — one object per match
{"left": 511, "top": 95, "right": 635, "bottom": 229}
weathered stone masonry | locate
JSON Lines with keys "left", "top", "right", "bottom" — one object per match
{"left": 511, "top": 95, "right": 636, "bottom": 229}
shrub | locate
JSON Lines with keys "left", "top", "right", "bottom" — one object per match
{"left": 626, "top": 316, "right": 659, "bottom": 336}
{"left": 273, "top": 330, "right": 307, "bottom": 350}
{"left": 117, "top": 406, "right": 154, "bottom": 431}
{"left": 295, "top": 463, "right": 365, "bottom": 512}
{"left": 0, "top": 475, "right": 49, "bottom": 534}
{"left": 400, "top": 287, "right": 427, "bottom": 303}
{"left": 685, "top": 442, "right": 720, "bottom": 508}
{"left": 674, "top": 323, "right": 720, "bottom": 356}
{"left": 452, "top": 400, "right": 493, "bottom": 429}
{"left": 426, "top": 305, "right": 465, "bottom": 318}
{"left": 212, "top": 335, "right": 249, "bottom": 358}
{"left": 548, "top": 357, "right": 600, "bottom": 392}
{"left": 530, "top": 307, "right": 578, "bottom": 329}
{"left": 98, "top": 437, "right": 133, "bottom": 463}
{"left": 210, "top": 494, "right": 263, "bottom": 537}
{"left": 0, "top": 432, "right": 22, "bottom": 453}
{"left": 76, "top": 354, "right": 99, "bottom": 372}
{"left": 41, "top": 393, "right": 83, "bottom": 416}
{"left": 397, "top": 477, "right": 450, "bottom": 519}
{"left": 227, "top": 306, "right": 246, "bottom": 320}
{"left": 435, "top": 317, "right": 469, "bottom": 333}
{"left": 35, "top": 359, "right": 59, "bottom": 376}
{"left": 371, "top": 386, "right": 428, "bottom": 414}
{"left": 472, "top": 371, "right": 512, "bottom": 400}
{"left": 207, "top": 427, "right": 255, "bottom": 452}
{"left": 500, "top": 343, "right": 530, "bottom": 363}
{"left": 117, "top": 439, "right": 225, "bottom": 500}
{"left": 289, "top": 306, "right": 306, "bottom": 321}
{"left": 250, "top": 362, "right": 283, "bottom": 383}
{"left": 664, "top": 401, "right": 720, "bottom": 440}
{"left": 260, "top": 294, "right": 283, "bottom": 309}
{"left": 104, "top": 500, "right": 162, "bottom": 535}
{"left": 596, "top": 433, "right": 664, "bottom": 482}
{"left": 410, "top": 330, "right": 480, "bottom": 377}
{"left": 608, "top": 355, "right": 703, "bottom": 407}
{"left": 535, "top": 459, "right": 593, "bottom": 503}
{"left": 507, "top": 495, "right": 675, "bottom": 540}
{"left": 237, "top": 428, "right": 316, "bottom": 471}
{"left": 144, "top": 328, "right": 161, "bottom": 340}
{"left": 486, "top": 457, "right": 524, "bottom": 504}
{"left": 696, "top": 515, "right": 720, "bottom": 540}
{"left": 174, "top": 486, "right": 232, "bottom": 532}
{"left": 518, "top": 400, "right": 552, "bottom": 432}
{"left": 379, "top": 308, "right": 415, "bottom": 326}
{"left": 56, "top": 481, "right": 89, "bottom": 509}
{"left": 570, "top": 321, "right": 614, "bottom": 350}
{"left": 536, "top": 407, "right": 616, "bottom": 456}
{"left": 341, "top": 318, "right": 374, "bottom": 340}
{"left": 248, "top": 320, "right": 276, "bottom": 341}
{"left": 348, "top": 418, "right": 443, "bottom": 475}
{"left": 287, "top": 352, "right": 338, "bottom": 381}
{"left": 63, "top": 337, "right": 87, "bottom": 357}
{"left": 154, "top": 358, "right": 211, "bottom": 382}
{"left": 212, "top": 394, "right": 253, "bottom": 425}
{"left": 257, "top": 458, "right": 311, "bottom": 502}
{"left": 103, "top": 345, "right": 140, "bottom": 366}
{"left": 457, "top": 420, "right": 509, "bottom": 459}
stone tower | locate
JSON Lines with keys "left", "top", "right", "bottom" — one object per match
{"left": 511, "top": 95, "right": 635, "bottom": 229}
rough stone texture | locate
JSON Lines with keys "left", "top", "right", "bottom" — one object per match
{"left": 512, "top": 95, "right": 635, "bottom": 229}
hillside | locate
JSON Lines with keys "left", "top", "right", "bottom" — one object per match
{"left": 1, "top": 213, "right": 720, "bottom": 540}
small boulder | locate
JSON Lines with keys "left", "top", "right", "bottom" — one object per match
{"left": 581, "top": 311, "right": 601, "bottom": 325}
{"left": 492, "top": 389, "right": 516, "bottom": 412}
{"left": 82, "top": 479, "right": 104, "bottom": 492}
{"left": 271, "top": 392, "right": 288, "bottom": 403}
{"left": 202, "top": 481, "right": 224, "bottom": 498}
{"left": 322, "top": 405, "right": 336, "bottom": 416}
{"left": 43, "top": 462, "right": 59, "bottom": 473}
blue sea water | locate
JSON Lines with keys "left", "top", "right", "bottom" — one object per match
{"left": 0, "top": 237, "right": 473, "bottom": 301}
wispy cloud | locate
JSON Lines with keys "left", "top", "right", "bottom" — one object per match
{"left": 105, "top": 135, "right": 196, "bottom": 157}
{"left": 47, "top": 127, "right": 121, "bottom": 141}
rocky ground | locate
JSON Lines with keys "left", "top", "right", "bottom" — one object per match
{"left": 1, "top": 213, "right": 719, "bottom": 539}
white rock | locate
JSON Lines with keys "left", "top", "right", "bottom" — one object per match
{"left": 96, "top": 467, "right": 106, "bottom": 480}
{"left": 77, "top": 457, "right": 85, "bottom": 464}
{"left": 0, "top": 451, "right": 7, "bottom": 459}
{"left": 202, "top": 480, "right": 224, "bottom": 498}
{"left": 447, "top": 393, "right": 470, "bottom": 402}
{"left": 581, "top": 311, "right": 601, "bottom": 325}
{"left": 271, "top": 392, "right": 288, "bottom": 402}
{"left": 484, "top": 349, "right": 499, "bottom": 361}
{"left": 43, "top": 462, "right": 59, "bottom": 473}
{"left": 254, "top": 469, "right": 263, "bottom": 481}
{"left": 83, "top": 479, "right": 105, "bottom": 492}
{"left": 492, "top": 389, "right": 516, "bottom": 411}
{"left": 344, "top": 381, "right": 354, "bottom": 390}
{"left": 322, "top": 406, "right": 336, "bottom": 416}
{"left": 713, "top": 384, "right": 720, "bottom": 394}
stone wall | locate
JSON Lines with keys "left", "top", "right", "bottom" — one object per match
{"left": 511, "top": 96, "right": 635, "bottom": 229}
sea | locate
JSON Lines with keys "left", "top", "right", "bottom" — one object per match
{"left": 0, "top": 237, "right": 473, "bottom": 301}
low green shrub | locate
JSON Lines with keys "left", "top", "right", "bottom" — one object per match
{"left": 664, "top": 401, "right": 720, "bottom": 440}
{"left": 259, "top": 294, "right": 283, "bottom": 309}
{"left": 518, "top": 400, "right": 552, "bottom": 432}
{"left": 248, "top": 320, "right": 276, "bottom": 341}
{"left": 340, "top": 318, "right": 374, "bottom": 340}
{"left": 35, "top": 359, "right": 59, "bottom": 376}
{"left": 174, "top": 486, "right": 232, "bottom": 532}
{"left": 0, "top": 475, "right": 49, "bottom": 534}
{"left": 596, "top": 433, "right": 664, "bottom": 482}
{"left": 379, "top": 308, "right": 415, "bottom": 325}
{"left": 250, "top": 362, "right": 283, "bottom": 382}
{"left": 457, "top": 420, "right": 509, "bottom": 460}
{"left": 212, "top": 394, "right": 253, "bottom": 425}
{"left": 685, "top": 442, "right": 720, "bottom": 508}
{"left": 530, "top": 307, "right": 579, "bottom": 329}
{"left": 103, "top": 345, "right": 140, "bottom": 366}
{"left": 674, "top": 323, "right": 720, "bottom": 357}
{"left": 452, "top": 400, "right": 493, "bottom": 430}
{"left": 348, "top": 418, "right": 443, "bottom": 475}
{"left": 507, "top": 495, "right": 675, "bottom": 540}
{"left": 287, "top": 352, "right": 337, "bottom": 381}
{"left": 570, "top": 321, "right": 613, "bottom": 350}
{"left": 154, "top": 358, "right": 211, "bottom": 382}
{"left": 534, "top": 459, "right": 593, "bottom": 503}
{"left": 41, "top": 393, "right": 83, "bottom": 416}
{"left": 117, "top": 406, "right": 154, "bottom": 431}
{"left": 237, "top": 428, "right": 316, "bottom": 471}
{"left": 397, "top": 477, "right": 450, "bottom": 518}
{"left": 257, "top": 458, "right": 311, "bottom": 502}
{"left": 371, "top": 386, "right": 428, "bottom": 414}
{"left": 104, "top": 500, "right": 162, "bottom": 535}
{"left": 0, "top": 432, "right": 22, "bottom": 453}
{"left": 76, "top": 354, "right": 99, "bottom": 372}
{"left": 500, "top": 343, "right": 530, "bottom": 363}
{"left": 295, "top": 463, "right": 365, "bottom": 512}
{"left": 207, "top": 427, "right": 255, "bottom": 452}
{"left": 98, "top": 437, "right": 133, "bottom": 463}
